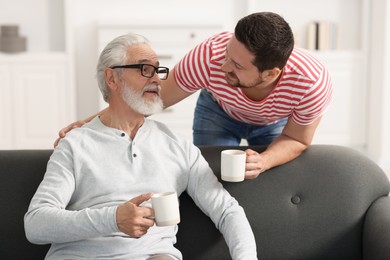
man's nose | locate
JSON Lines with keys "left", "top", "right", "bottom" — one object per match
{"left": 221, "top": 60, "right": 231, "bottom": 72}
{"left": 151, "top": 71, "right": 161, "bottom": 83}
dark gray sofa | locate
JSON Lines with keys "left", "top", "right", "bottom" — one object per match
{"left": 1, "top": 145, "right": 390, "bottom": 259}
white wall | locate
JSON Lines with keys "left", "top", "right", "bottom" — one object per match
{"left": 367, "top": 0, "right": 390, "bottom": 173}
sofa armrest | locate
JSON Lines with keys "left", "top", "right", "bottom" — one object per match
{"left": 363, "top": 196, "right": 390, "bottom": 260}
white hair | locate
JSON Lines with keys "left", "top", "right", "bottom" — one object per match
{"left": 96, "top": 33, "right": 150, "bottom": 102}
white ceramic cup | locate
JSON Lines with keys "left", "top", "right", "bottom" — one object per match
{"left": 151, "top": 191, "right": 180, "bottom": 227}
{"left": 221, "top": 149, "right": 246, "bottom": 182}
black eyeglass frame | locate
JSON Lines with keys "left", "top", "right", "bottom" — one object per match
{"left": 110, "top": 64, "right": 169, "bottom": 80}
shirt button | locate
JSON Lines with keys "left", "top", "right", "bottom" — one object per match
{"left": 133, "top": 153, "right": 137, "bottom": 157}
{"left": 121, "top": 133, "right": 125, "bottom": 137}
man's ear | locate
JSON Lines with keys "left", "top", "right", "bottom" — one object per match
{"left": 261, "top": 67, "right": 281, "bottom": 82}
{"left": 104, "top": 68, "right": 119, "bottom": 90}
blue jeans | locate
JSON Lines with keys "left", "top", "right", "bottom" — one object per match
{"left": 193, "top": 89, "right": 288, "bottom": 146}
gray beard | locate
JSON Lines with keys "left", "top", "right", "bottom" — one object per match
{"left": 121, "top": 84, "right": 163, "bottom": 116}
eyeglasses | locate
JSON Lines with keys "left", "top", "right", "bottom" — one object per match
{"left": 110, "top": 64, "right": 169, "bottom": 80}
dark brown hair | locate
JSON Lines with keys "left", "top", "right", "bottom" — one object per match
{"left": 234, "top": 12, "right": 294, "bottom": 71}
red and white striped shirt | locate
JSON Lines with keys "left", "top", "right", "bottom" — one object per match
{"left": 174, "top": 32, "right": 333, "bottom": 126}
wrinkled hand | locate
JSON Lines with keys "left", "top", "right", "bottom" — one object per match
{"left": 53, "top": 120, "right": 86, "bottom": 147}
{"left": 116, "top": 193, "right": 155, "bottom": 238}
{"left": 245, "top": 149, "right": 269, "bottom": 179}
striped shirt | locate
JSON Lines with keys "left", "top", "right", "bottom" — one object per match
{"left": 174, "top": 31, "right": 333, "bottom": 126}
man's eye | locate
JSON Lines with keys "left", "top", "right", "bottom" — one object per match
{"left": 143, "top": 67, "right": 153, "bottom": 74}
{"left": 235, "top": 63, "right": 243, "bottom": 70}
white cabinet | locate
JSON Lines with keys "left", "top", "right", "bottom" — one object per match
{"left": 311, "top": 51, "right": 367, "bottom": 149}
{"left": 0, "top": 53, "right": 75, "bottom": 149}
{"left": 148, "top": 92, "right": 200, "bottom": 141}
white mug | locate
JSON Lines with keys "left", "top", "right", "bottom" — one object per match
{"left": 151, "top": 191, "right": 180, "bottom": 227}
{"left": 221, "top": 149, "right": 246, "bottom": 182}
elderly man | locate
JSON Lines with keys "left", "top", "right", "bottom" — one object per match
{"left": 24, "top": 33, "right": 257, "bottom": 260}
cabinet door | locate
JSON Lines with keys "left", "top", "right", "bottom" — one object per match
{"left": 149, "top": 92, "right": 200, "bottom": 141}
{"left": 312, "top": 52, "right": 367, "bottom": 150}
{"left": 11, "top": 60, "right": 72, "bottom": 149}
{"left": 0, "top": 63, "right": 13, "bottom": 148}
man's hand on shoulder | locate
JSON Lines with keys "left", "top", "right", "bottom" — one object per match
{"left": 54, "top": 120, "right": 87, "bottom": 147}
{"left": 54, "top": 109, "right": 107, "bottom": 147}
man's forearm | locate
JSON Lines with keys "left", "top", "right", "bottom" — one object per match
{"left": 261, "top": 134, "right": 308, "bottom": 170}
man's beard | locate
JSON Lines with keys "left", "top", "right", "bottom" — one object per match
{"left": 120, "top": 83, "right": 163, "bottom": 116}
{"left": 225, "top": 71, "right": 263, "bottom": 88}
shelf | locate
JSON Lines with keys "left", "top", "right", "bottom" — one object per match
{"left": 244, "top": 0, "right": 368, "bottom": 51}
